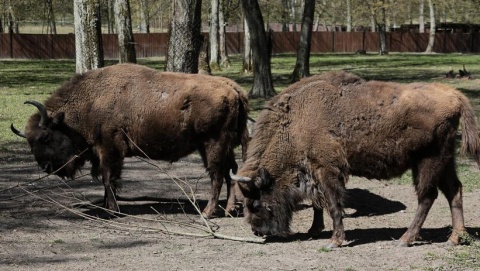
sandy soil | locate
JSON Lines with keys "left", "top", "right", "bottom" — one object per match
{"left": 1, "top": 144, "right": 479, "bottom": 271}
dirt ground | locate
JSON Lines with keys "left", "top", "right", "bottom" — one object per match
{"left": 1, "top": 143, "right": 479, "bottom": 271}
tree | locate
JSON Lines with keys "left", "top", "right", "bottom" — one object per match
{"left": 114, "top": 0, "right": 137, "bottom": 63}
{"left": 166, "top": 0, "right": 202, "bottom": 73}
{"left": 74, "top": 0, "right": 104, "bottom": 73}
{"left": 241, "top": 0, "right": 275, "bottom": 98}
{"left": 291, "top": 0, "right": 314, "bottom": 82}
{"left": 218, "top": 0, "right": 230, "bottom": 68}
{"left": 345, "top": 0, "right": 352, "bottom": 32}
{"left": 242, "top": 16, "right": 252, "bottom": 73}
{"left": 419, "top": 0, "right": 425, "bottom": 33}
{"left": 425, "top": 0, "right": 435, "bottom": 53}
{"left": 378, "top": 0, "right": 388, "bottom": 54}
{"left": 209, "top": 0, "right": 220, "bottom": 69}
{"left": 139, "top": 0, "right": 150, "bottom": 33}
{"left": 44, "top": 0, "right": 56, "bottom": 34}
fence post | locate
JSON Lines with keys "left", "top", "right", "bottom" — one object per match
{"left": 9, "top": 32, "right": 13, "bottom": 58}
{"left": 332, "top": 31, "right": 335, "bottom": 53}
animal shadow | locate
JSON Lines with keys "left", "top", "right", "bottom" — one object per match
{"left": 81, "top": 197, "right": 227, "bottom": 219}
{"left": 343, "top": 188, "right": 407, "bottom": 217}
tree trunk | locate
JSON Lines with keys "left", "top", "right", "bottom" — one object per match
{"left": 242, "top": 16, "right": 252, "bottom": 73}
{"left": 419, "top": 0, "right": 425, "bottom": 33}
{"left": 7, "top": 5, "right": 19, "bottom": 33}
{"left": 114, "top": 0, "right": 137, "bottom": 63}
{"left": 139, "top": 0, "right": 150, "bottom": 33}
{"left": 425, "top": 0, "right": 435, "bottom": 53}
{"left": 379, "top": 0, "right": 388, "bottom": 54}
{"left": 166, "top": 0, "right": 202, "bottom": 73}
{"left": 74, "top": 0, "right": 104, "bottom": 73}
{"left": 241, "top": 0, "right": 276, "bottom": 98}
{"left": 107, "top": 0, "right": 115, "bottom": 34}
{"left": 291, "top": 0, "right": 314, "bottom": 82}
{"left": 209, "top": 0, "right": 220, "bottom": 70}
{"left": 219, "top": 0, "right": 230, "bottom": 68}
{"left": 345, "top": 0, "right": 352, "bottom": 32}
{"left": 281, "top": 0, "right": 289, "bottom": 31}
{"left": 45, "top": 0, "right": 57, "bottom": 34}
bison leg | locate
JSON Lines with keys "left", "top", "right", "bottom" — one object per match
{"left": 97, "top": 147, "right": 123, "bottom": 213}
{"left": 307, "top": 207, "right": 325, "bottom": 237}
{"left": 398, "top": 158, "right": 440, "bottom": 246}
{"left": 101, "top": 167, "right": 121, "bottom": 213}
{"left": 198, "top": 143, "right": 230, "bottom": 218}
{"left": 438, "top": 161, "right": 466, "bottom": 245}
{"left": 318, "top": 169, "right": 347, "bottom": 249}
{"left": 225, "top": 153, "right": 243, "bottom": 216}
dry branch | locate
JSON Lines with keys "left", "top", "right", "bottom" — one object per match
{"left": 7, "top": 132, "right": 265, "bottom": 244}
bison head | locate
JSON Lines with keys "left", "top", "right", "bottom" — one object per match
{"left": 230, "top": 168, "right": 297, "bottom": 238}
{"left": 11, "top": 101, "right": 86, "bottom": 179}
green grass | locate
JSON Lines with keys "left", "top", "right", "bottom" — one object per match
{"left": 2, "top": 53, "right": 480, "bottom": 191}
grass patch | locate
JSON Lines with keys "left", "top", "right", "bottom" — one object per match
{"left": 448, "top": 232, "right": 480, "bottom": 269}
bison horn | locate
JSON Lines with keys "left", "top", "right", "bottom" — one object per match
{"left": 24, "top": 101, "right": 48, "bottom": 127}
{"left": 10, "top": 124, "right": 27, "bottom": 138}
{"left": 229, "top": 169, "right": 252, "bottom": 182}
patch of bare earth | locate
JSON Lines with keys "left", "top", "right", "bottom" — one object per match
{"left": 1, "top": 145, "right": 479, "bottom": 271}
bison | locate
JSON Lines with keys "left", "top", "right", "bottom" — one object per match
{"left": 231, "top": 71, "right": 480, "bottom": 248}
{"left": 11, "top": 63, "right": 249, "bottom": 218}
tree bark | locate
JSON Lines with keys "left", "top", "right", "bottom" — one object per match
{"left": 345, "top": 0, "right": 352, "bottom": 32}
{"left": 291, "top": 0, "right": 314, "bottom": 82}
{"left": 241, "top": 0, "right": 275, "bottom": 98}
{"left": 45, "top": 0, "right": 57, "bottom": 34}
{"left": 114, "top": 0, "right": 137, "bottom": 63}
{"left": 425, "top": 0, "right": 435, "bottom": 53}
{"left": 209, "top": 0, "right": 220, "bottom": 69}
{"left": 74, "top": 0, "right": 104, "bottom": 73}
{"left": 166, "top": 0, "right": 202, "bottom": 73}
{"left": 419, "top": 0, "right": 425, "bottom": 33}
{"left": 139, "top": 0, "right": 150, "bottom": 33}
{"left": 378, "top": 0, "right": 388, "bottom": 54}
{"left": 242, "top": 17, "right": 252, "bottom": 73}
{"left": 219, "top": 0, "right": 230, "bottom": 68}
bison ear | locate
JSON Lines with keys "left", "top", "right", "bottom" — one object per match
{"left": 237, "top": 181, "right": 260, "bottom": 199}
{"left": 52, "top": 112, "right": 65, "bottom": 126}
{"left": 256, "top": 168, "right": 273, "bottom": 189}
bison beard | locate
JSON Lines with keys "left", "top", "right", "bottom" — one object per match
{"left": 232, "top": 71, "right": 480, "bottom": 248}
{"left": 11, "top": 63, "right": 249, "bottom": 218}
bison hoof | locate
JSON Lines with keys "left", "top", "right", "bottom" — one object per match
{"left": 445, "top": 239, "right": 458, "bottom": 246}
{"left": 307, "top": 228, "right": 324, "bottom": 237}
{"left": 394, "top": 240, "right": 410, "bottom": 247}
{"left": 324, "top": 242, "right": 339, "bottom": 250}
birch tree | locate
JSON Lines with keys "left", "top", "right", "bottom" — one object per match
{"left": 425, "top": 0, "right": 435, "bottom": 53}
{"left": 209, "top": 0, "right": 220, "bottom": 69}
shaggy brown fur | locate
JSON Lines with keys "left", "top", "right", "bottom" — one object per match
{"left": 233, "top": 71, "right": 480, "bottom": 248}
{"left": 13, "top": 63, "right": 249, "bottom": 218}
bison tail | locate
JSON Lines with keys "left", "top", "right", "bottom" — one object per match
{"left": 237, "top": 92, "right": 250, "bottom": 161}
{"left": 459, "top": 93, "right": 480, "bottom": 167}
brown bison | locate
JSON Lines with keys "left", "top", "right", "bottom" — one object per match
{"left": 11, "top": 63, "right": 249, "bottom": 218}
{"left": 231, "top": 71, "right": 480, "bottom": 248}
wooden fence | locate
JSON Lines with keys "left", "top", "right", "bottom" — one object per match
{"left": 1, "top": 31, "right": 479, "bottom": 59}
